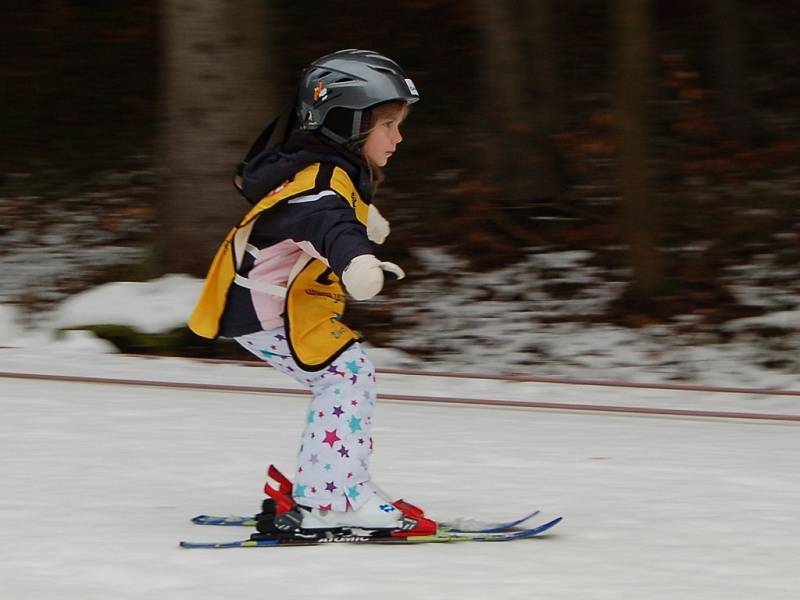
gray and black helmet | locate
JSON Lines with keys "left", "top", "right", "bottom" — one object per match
{"left": 297, "top": 49, "right": 420, "bottom": 144}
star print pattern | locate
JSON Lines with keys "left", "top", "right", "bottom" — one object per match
{"left": 323, "top": 429, "right": 341, "bottom": 447}
{"left": 352, "top": 359, "right": 368, "bottom": 373}
{"left": 234, "top": 327, "right": 380, "bottom": 512}
{"left": 347, "top": 485, "right": 361, "bottom": 501}
{"left": 348, "top": 416, "right": 362, "bottom": 433}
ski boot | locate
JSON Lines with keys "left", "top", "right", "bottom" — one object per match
{"left": 251, "top": 465, "right": 436, "bottom": 540}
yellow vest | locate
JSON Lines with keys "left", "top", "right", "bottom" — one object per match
{"left": 188, "top": 163, "right": 370, "bottom": 370}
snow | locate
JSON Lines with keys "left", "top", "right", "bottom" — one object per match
{"left": 1, "top": 351, "right": 799, "bottom": 599}
{"left": 2, "top": 244, "right": 799, "bottom": 387}
{"left": 0, "top": 304, "right": 23, "bottom": 345}
{"left": 1, "top": 262, "right": 800, "bottom": 598}
{"left": 51, "top": 275, "right": 203, "bottom": 335}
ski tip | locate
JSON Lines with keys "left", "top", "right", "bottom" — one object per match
{"left": 532, "top": 516, "right": 563, "bottom": 535}
{"left": 500, "top": 516, "right": 562, "bottom": 541}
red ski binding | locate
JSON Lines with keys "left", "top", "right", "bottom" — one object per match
{"left": 263, "top": 465, "right": 295, "bottom": 515}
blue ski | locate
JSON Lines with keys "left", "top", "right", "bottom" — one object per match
{"left": 179, "top": 516, "right": 562, "bottom": 548}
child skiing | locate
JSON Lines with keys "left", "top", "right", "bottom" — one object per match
{"left": 188, "top": 50, "right": 427, "bottom": 535}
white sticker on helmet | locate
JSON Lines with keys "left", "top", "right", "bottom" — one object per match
{"left": 404, "top": 78, "right": 419, "bottom": 96}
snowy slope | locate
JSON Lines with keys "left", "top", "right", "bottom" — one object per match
{"left": 1, "top": 263, "right": 799, "bottom": 598}
{"left": 1, "top": 351, "right": 799, "bottom": 600}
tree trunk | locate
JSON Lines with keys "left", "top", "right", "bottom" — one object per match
{"left": 469, "top": 0, "right": 560, "bottom": 257}
{"left": 158, "top": 0, "right": 275, "bottom": 276}
{"left": 521, "top": 0, "right": 561, "bottom": 151}
{"left": 615, "top": 0, "right": 664, "bottom": 300}
{"left": 709, "top": 0, "right": 756, "bottom": 144}
{"left": 483, "top": 0, "right": 560, "bottom": 203}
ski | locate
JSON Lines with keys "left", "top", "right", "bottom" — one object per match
{"left": 192, "top": 465, "right": 544, "bottom": 534}
{"left": 190, "top": 508, "right": 541, "bottom": 534}
{"left": 179, "top": 516, "right": 562, "bottom": 548}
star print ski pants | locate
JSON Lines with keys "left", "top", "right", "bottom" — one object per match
{"left": 236, "top": 327, "right": 378, "bottom": 512}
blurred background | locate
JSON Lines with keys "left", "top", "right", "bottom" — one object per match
{"left": 2, "top": 0, "right": 799, "bottom": 378}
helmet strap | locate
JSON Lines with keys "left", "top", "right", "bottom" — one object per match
{"left": 351, "top": 110, "right": 363, "bottom": 138}
{"left": 319, "top": 126, "right": 349, "bottom": 145}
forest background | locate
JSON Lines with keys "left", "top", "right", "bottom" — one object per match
{"left": 2, "top": 0, "right": 799, "bottom": 370}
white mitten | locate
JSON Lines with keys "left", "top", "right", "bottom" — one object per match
{"left": 367, "top": 204, "right": 390, "bottom": 244}
{"left": 342, "top": 254, "right": 405, "bottom": 300}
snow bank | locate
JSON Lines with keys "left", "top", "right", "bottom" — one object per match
{"left": 0, "top": 304, "right": 24, "bottom": 345}
{"left": 3, "top": 252, "right": 798, "bottom": 390}
{"left": 52, "top": 274, "right": 202, "bottom": 334}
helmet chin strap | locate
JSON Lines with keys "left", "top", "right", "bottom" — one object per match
{"left": 318, "top": 127, "right": 347, "bottom": 145}
{"left": 351, "top": 110, "right": 363, "bottom": 138}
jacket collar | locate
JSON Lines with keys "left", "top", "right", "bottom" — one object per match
{"left": 238, "top": 132, "right": 373, "bottom": 204}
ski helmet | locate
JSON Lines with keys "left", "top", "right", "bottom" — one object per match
{"left": 296, "top": 49, "right": 420, "bottom": 144}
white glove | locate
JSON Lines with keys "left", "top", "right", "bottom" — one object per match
{"left": 342, "top": 254, "right": 405, "bottom": 301}
{"left": 367, "top": 204, "right": 390, "bottom": 245}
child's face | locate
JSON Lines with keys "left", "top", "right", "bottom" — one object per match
{"left": 362, "top": 108, "right": 406, "bottom": 167}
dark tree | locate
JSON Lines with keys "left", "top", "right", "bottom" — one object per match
{"left": 158, "top": 0, "right": 276, "bottom": 275}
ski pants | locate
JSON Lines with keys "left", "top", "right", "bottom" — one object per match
{"left": 236, "top": 327, "right": 377, "bottom": 511}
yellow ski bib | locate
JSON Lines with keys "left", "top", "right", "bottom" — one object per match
{"left": 188, "top": 163, "right": 370, "bottom": 370}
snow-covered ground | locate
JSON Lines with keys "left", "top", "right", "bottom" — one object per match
{"left": 387, "top": 247, "right": 800, "bottom": 386}
{"left": 1, "top": 267, "right": 799, "bottom": 598}
{"left": 0, "top": 234, "right": 799, "bottom": 600}
{"left": 3, "top": 255, "right": 800, "bottom": 389}
{"left": 1, "top": 350, "right": 799, "bottom": 599}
